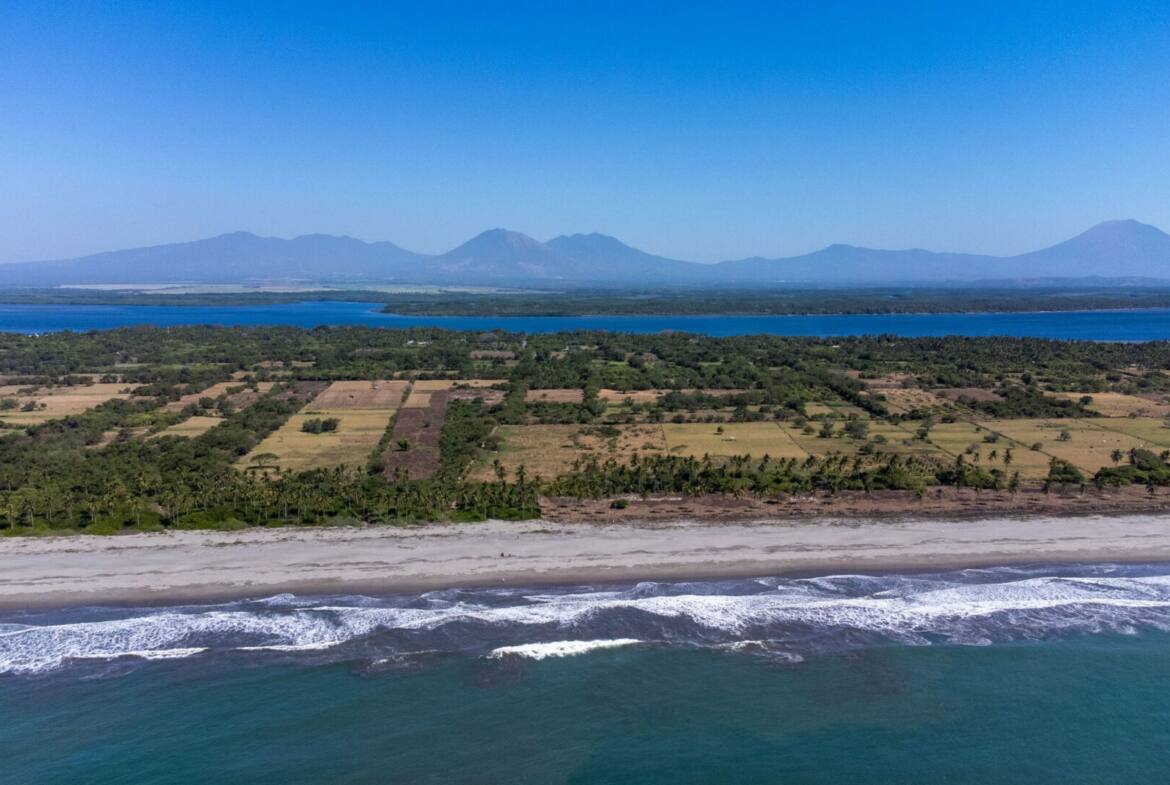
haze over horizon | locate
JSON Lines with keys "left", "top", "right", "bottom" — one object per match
{"left": 3, "top": 1, "right": 1170, "bottom": 263}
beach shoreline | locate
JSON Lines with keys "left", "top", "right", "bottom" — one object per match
{"left": 3, "top": 507, "right": 1170, "bottom": 609}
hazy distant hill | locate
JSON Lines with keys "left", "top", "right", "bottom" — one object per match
{"left": 716, "top": 222, "right": 1170, "bottom": 284}
{"left": 2, "top": 219, "right": 1168, "bottom": 287}
{"left": 715, "top": 245, "right": 1000, "bottom": 284}
{"left": 0, "top": 232, "right": 424, "bottom": 285}
{"left": 423, "top": 230, "right": 710, "bottom": 284}
{"left": 1009, "top": 220, "right": 1170, "bottom": 279}
{"left": 425, "top": 229, "right": 589, "bottom": 282}
{"left": 546, "top": 233, "right": 710, "bottom": 282}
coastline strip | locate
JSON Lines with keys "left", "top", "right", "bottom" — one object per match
{"left": 4, "top": 514, "right": 1170, "bottom": 608}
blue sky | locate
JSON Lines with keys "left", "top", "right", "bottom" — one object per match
{"left": 1, "top": 1, "right": 1168, "bottom": 262}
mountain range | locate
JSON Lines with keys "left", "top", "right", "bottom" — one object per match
{"left": 2, "top": 219, "right": 1169, "bottom": 288}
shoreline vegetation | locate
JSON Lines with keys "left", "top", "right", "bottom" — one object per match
{"left": 6, "top": 286, "right": 1170, "bottom": 316}
{"left": 3, "top": 325, "right": 1170, "bottom": 536}
{"left": 3, "top": 511, "right": 1170, "bottom": 609}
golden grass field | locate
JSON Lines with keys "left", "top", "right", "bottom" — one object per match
{"left": 598, "top": 389, "right": 666, "bottom": 403}
{"left": 923, "top": 420, "right": 1051, "bottom": 478}
{"left": 1050, "top": 391, "right": 1170, "bottom": 418}
{"left": 237, "top": 380, "right": 410, "bottom": 471}
{"left": 778, "top": 420, "right": 918, "bottom": 459}
{"left": 1091, "top": 417, "right": 1170, "bottom": 448}
{"left": 401, "top": 391, "right": 433, "bottom": 409}
{"left": 630, "top": 419, "right": 945, "bottom": 462}
{"left": 0, "top": 383, "right": 142, "bottom": 426}
{"left": 0, "top": 384, "right": 40, "bottom": 397}
{"left": 921, "top": 421, "right": 995, "bottom": 457}
{"left": 241, "top": 408, "right": 397, "bottom": 472}
{"left": 165, "top": 381, "right": 243, "bottom": 411}
{"left": 938, "top": 387, "right": 1002, "bottom": 402}
{"left": 411, "top": 379, "right": 504, "bottom": 392}
{"left": 525, "top": 388, "right": 584, "bottom": 403}
{"left": 662, "top": 422, "right": 807, "bottom": 459}
{"left": 471, "top": 423, "right": 668, "bottom": 481}
{"left": 164, "top": 381, "right": 276, "bottom": 412}
{"left": 878, "top": 387, "right": 949, "bottom": 414}
{"left": 972, "top": 418, "right": 1165, "bottom": 476}
{"left": 154, "top": 415, "right": 223, "bottom": 439}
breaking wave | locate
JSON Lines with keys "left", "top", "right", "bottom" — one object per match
{"left": 5, "top": 563, "right": 1170, "bottom": 675}
{"left": 489, "top": 639, "right": 642, "bottom": 660}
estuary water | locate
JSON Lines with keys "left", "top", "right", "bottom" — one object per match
{"left": 4, "top": 563, "right": 1170, "bottom": 783}
{"left": 4, "top": 300, "right": 1170, "bottom": 338}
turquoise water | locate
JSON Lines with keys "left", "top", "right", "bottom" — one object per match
{"left": 4, "top": 301, "right": 1170, "bottom": 338}
{"left": 4, "top": 565, "right": 1170, "bottom": 783}
{"left": 5, "top": 638, "right": 1169, "bottom": 784}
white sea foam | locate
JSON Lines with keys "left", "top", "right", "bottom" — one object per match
{"left": 5, "top": 568, "right": 1170, "bottom": 675}
{"left": 101, "top": 647, "right": 208, "bottom": 661}
{"left": 488, "top": 639, "right": 641, "bottom": 660}
{"left": 716, "top": 641, "right": 805, "bottom": 661}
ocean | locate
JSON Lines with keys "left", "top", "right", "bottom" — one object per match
{"left": 4, "top": 563, "right": 1170, "bottom": 783}
{"left": 5, "top": 300, "right": 1170, "bottom": 339}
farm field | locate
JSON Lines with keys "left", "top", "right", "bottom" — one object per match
{"left": 1050, "top": 391, "right": 1170, "bottom": 418}
{"left": 603, "top": 388, "right": 669, "bottom": 404}
{"left": 818, "top": 402, "right": 870, "bottom": 418}
{"left": 154, "top": 415, "right": 223, "bottom": 439}
{"left": 939, "top": 387, "right": 1002, "bottom": 402}
{"left": 411, "top": 379, "right": 504, "bottom": 392}
{"left": 599, "top": 388, "right": 749, "bottom": 402}
{"left": 925, "top": 420, "right": 1052, "bottom": 479}
{"left": 239, "top": 381, "right": 405, "bottom": 472}
{"left": 1089, "top": 417, "right": 1170, "bottom": 449}
{"left": 662, "top": 422, "right": 806, "bottom": 459}
{"left": 525, "top": 388, "right": 584, "bottom": 403}
{"left": 166, "top": 381, "right": 243, "bottom": 411}
{"left": 848, "top": 421, "right": 941, "bottom": 457}
{"left": 472, "top": 423, "right": 667, "bottom": 481}
{"left": 976, "top": 418, "right": 1157, "bottom": 475}
{"left": 310, "top": 380, "right": 409, "bottom": 409}
{"left": 878, "top": 387, "right": 950, "bottom": 414}
{"left": 781, "top": 420, "right": 917, "bottom": 458}
{"left": 165, "top": 381, "right": 276, "bottom": 412}
{"left": 0, "top": 382, "right": 142, "bottom": 426}
{"left": 921, "top": 421, "right": 998, "bottom": 457}
{"left": 242, "top": 408, "right": 395, "bottom": 472}
{"left": 381, "top": 390, "right": 451, "bottom": 480}
{"left": 224, "top": 382, "right": 278, "bottom": 409}
{"left": 599, "top": 389, "right": 665, "bottom": 403}
{"left": 402, "top": 379, "right": 504, "bottom": 411}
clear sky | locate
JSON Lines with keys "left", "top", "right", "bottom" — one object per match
{"left": 2, "top": 1, "right": 1169, "bottom": 263}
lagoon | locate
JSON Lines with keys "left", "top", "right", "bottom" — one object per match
{"left": 4, "top": 301, "right": 1170, "bottom": 339}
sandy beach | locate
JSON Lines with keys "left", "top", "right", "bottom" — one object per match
{"left": 2, "top": 512, "right": 1170, "bottom": 608}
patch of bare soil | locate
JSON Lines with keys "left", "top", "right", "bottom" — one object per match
{"left": 540, "top": 485, "right": 1170, "bottom": 524}
{"left": 273, "top": 381, "right": 330, "bottom": 402}
{"left": 311, "top": 380, "right": 409, "bottom": 409}
{"left": 382, "top": 391, "right": 450, "bottom": 481}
